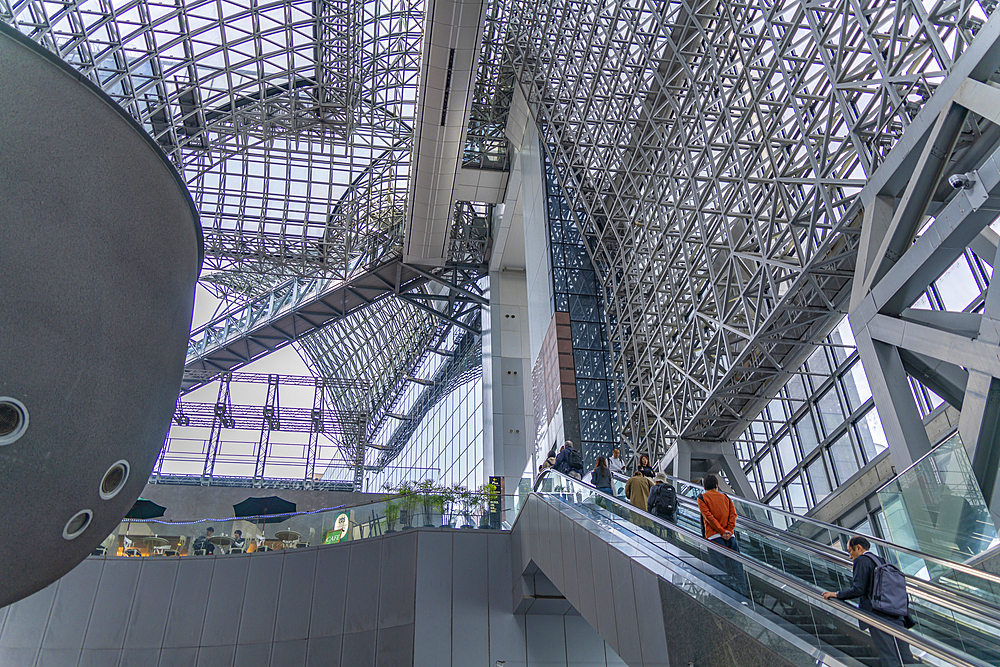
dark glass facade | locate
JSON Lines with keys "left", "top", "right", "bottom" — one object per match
{"left": 543, "top": 152, "right": 617, "bottom": 468}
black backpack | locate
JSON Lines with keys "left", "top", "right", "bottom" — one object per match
{"left": 653, "top": 484, "right": 677, "bottom": 518}
{"left": 862, "top": 553, "right": 909, "bottom": 617}
{"left": 567, "top": 448, "right": 584, "bottom": 472}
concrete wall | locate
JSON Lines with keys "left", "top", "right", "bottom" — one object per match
{"left": 137, "top": 484, "right": 384, "bottom": 522}
{"left": 511, "top": 495, "right": 802, "bottom": 667}
{"left": 0, "top": 528, "right": 625, "bottom": 667}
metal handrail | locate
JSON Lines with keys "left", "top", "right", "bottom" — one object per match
{"left": 665, "top": 488, "right": 1000, "bottom": 625}
{"left": 530, "top": 469, "right": 991, "bottom": 667}
{"left": 613, "top": 470, "right": 1000, "bottom": 587}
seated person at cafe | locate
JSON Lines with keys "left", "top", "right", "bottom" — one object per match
{"left": 192, "top": 526, "right": 215, "bottom": 555}
{"left": 231, "top": 530, "right": 246, "bottom": 552}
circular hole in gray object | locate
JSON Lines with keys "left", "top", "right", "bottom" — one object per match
{"left": 63, "top": 510, "right": 93, "bottom": 540}
{"left": 0, "top": 397, "right": 29, "bottom": 446}
{"left": 100, "top": 460, "right": 130, "bottom": 500}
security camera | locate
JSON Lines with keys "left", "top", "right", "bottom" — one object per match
{"left": 949, "top": 173, "right": 976, "bottom": 190}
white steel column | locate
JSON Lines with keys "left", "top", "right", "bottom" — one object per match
{"left": 482, "top": 93, "right": 548, "bottom": 508}
{"left": 481, "top": 269, "right": 532, "bottom": 510}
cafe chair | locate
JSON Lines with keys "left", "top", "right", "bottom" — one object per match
{"left": 164, "top": 550, "right": 179, "bottom": 556}
{"left": 124, "top": 548, "right": 141, "bottom": 557}
{"left": 90, "top": 546, "right": 107, "bottom": 556}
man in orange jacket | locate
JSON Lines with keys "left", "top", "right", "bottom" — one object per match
{"left": 697, "top": 474, "right": 749, "bottom": 598}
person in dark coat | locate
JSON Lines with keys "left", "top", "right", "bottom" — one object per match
{"left": 590, "top": 456, "right": 614, "bottom": 495}
{"left": 647, "top": 473, "right": 677, "bottom": 523}
{"left": 823, "top": 536, "right": 914, "bottom": 667}
{"left": 636, "top": 454, "right": 655, "bottom": 479}
{"left": 554, "top": 441, "right": 584, "bottom": 480}
{"left": 192, "top": 526, "right": 215, "bottom": 555}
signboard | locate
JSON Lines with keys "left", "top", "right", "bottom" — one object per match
{"left": 487, "top": 476, "right": 503, "bottom": 529}
{"left": 323, "top": 510, "right": 352, "bottom": 544}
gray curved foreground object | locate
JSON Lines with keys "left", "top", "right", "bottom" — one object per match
{"left": 0, "top": 23, "right": 202, "bottom": 607}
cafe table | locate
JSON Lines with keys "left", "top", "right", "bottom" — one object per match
{"left": 208, "top": 534, "right": 233, "bottom": 554}
{"left": 143, "top": 536, "right": 170, "bottom": 556}
{"left": 273, "top": 530, "right": 300, "bottom": 549}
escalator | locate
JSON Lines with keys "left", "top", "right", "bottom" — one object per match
{"left": 519, "top": 469, "right": 1000, "bottom": 667}
{"left": 625, "top": 471, "right": 1000, "bottom": 612}
{"left": 612, "top": 471, "right": 1000, "bottom": 665}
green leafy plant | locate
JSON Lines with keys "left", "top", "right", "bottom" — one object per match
{"left": 383, "top": 499, "right": 400, "bottom": 533}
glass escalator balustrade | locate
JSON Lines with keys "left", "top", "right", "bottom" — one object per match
{"left": 528, "top": 469, "right": 999, "bottom": 667}
{"left": 610, "top": 470, "right": 1000, "bottom": 614}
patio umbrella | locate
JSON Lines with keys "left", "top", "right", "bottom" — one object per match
{"left": 233, "top": 496, "right": 297, "bottom": 546}
{"left": 122, "top": 498, "right": 166, "bottom": 540}
{"left": 124, "top": 498, "right": 166, "bottom": 520}
{"left": 233, "top": 495, "right": 296, "bottom": 524}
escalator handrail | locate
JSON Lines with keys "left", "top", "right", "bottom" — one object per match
{"left": 612, "top": 470, "right": 1000, "bottom": 588}
{"left": 666, "top": 488, "right": 1000, "bottom": 625}
{"left": 532, "top": 469, "right": 991, "bottom": 667}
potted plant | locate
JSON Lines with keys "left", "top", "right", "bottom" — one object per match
{"left": 477, "top": 482, "right": 498, "bottom": 529}
{"left": 417, "top": 479, "right": 445, "bottom": 527}
{"left": 383, "top": 499, "right": 400, "bottom": 534}
{"left": 452, "top": 485, "right": 476, "bottom": 528}
{"left": 397, "top": 481, "right": 418, "bottom": 529}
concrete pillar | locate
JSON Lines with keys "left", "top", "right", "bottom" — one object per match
{"left": 482, "top": 269, "right": 533, "bottom": 513}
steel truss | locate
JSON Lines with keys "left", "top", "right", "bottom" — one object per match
{"left": 154, "top": 372, "right": 369, "bottom": 486}
{"left": 508, "top": 0, "right": 992, "bottom": 462}
{"left": 847, "top": 12, "right": 1000, "bottom": 516}
{"left": 2, "top": 0, "right": 420, "bottom": 278}
{"left": 2, "top": 0, "right": 500, "bottom": 486}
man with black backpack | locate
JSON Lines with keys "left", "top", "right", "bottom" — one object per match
{"left": 823, "top": 536, "right": 914, "bottom": 667}
{"left": 554, "top": 440, "right": 585, "bottom": 480}
{"left": 647, "top": 473, "right": 677, "bottom": 522}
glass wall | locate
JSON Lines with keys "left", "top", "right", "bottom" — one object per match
{"left": 878, "top": 432, "right": 1000, "bottom": 563}
{"left": 734, "top": 319, "right": 888, "bottom": 512}
{"left": 367, "top": 374, "right": 485, "bottom": 492}
{"left": 543, "top": 149, "right": 618, "bottom": 467}
{"left": 734, "top": 246, "right": 988, "bottom": 515}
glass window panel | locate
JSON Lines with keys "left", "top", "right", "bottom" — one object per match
{"left": 576, "top": 379, "right": 610, "bottom": 409}
{"left": 564, "top": 268, "right": 598, "bottom": 295}
{"left": 912, "top": 292, "right": 932, "bottom": 310}
{"left": 808, "top": 348, "right": 832, "bottom": 378}
{"left": 758, "top": 451, "right": 779, "bottom": 488}
{"left": 573, "top": 349, "right": 606, "bottom": 378}
{"left": 735, "top": 439, "right": 749, "bottom": 462}
{"left": 816, "top": 388, "right": 845, "bottom": 436}
{"left": 768, "top": 493, "right": 786, "bottom": 511}
{"left": 842, "top": 360, "right": 873, "bottom": 412}
{"left": 935, "top": 255, "right": 980, "bottom": 312}
{"left": 855, "top": 406, "right": 888, "bottom": 462}
{"left": 806, "top": 456, "right": 832, "bottom": 502}
{"left": 875, "top": 509, "right": 890, "bottom": 541}
{"left": 579, "top": 409, "right": 613, "bottom": 442}
{"left": 852, "top": 518, "right": 874, "bottom": 537}
{"left": 926, "top": 387, "right": 945, "bottom": 411}
{"left": 562, "top": 244, "right": 590, "bottom": 269}
{"left": 568, "top": 295, "right": 602, "bottom": 322}
{"left": 828, "top": 432, "right": 860, "bottom": 484}
{"left": 550, "top": 244, "right": 566, "bottom": 267}
{"left": 795, "top": 412, "right": 819, "bottom": 456}
{"left": 786, "top": 375, "right": 808, "bottom": 402}
{"left": 552, "top": 267, "right": 568, "bottom": 292}
{"left": 745, "top": 466, "right": 759, "bottom": 496}
{"left": 570, "top": 321, "right": 604, "bottom": 350}
{"left": 830, "top": 317, "right": 856, "bottom": 365}
{"left": 775, "top": 433, "right": 797, "bottom": 476}
{"left": 786, "top": 474, "right": 810, "bottom": 513}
